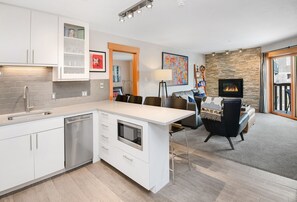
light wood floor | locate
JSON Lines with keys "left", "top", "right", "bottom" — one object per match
{"left": 1, "top": 143, "right": 297, "bottom": 202}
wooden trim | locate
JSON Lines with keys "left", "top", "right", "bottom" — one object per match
{"left": 109, "top": 49, "right": 113, "bottom": 100}
{"left": 271, "top": 112, "right": 297, "bottom": 120}
{"left": 108, "top": 43, "right": 140, "bottom": 100}
{"left": 267, "top": 58, "right": 272, "bottom": 113}
{"left": 267, "top": 47, "right": 297, "bottom": 58}
{"left": 268, "top": 53, "right": 297, "bottom": 120}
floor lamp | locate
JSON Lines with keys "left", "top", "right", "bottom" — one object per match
{"left": 155, "top": 69, "right": 172, "bottom": 106}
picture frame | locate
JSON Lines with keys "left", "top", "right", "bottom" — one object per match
{"left": 89, "top": 50, "right": 106, "bottom": 72}
{"left": 162, "top": 52, "right": 188, "bottom": 86}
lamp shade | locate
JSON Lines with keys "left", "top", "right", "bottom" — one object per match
{"left": 154, "top": 69, "right": 172, "bottom": 81}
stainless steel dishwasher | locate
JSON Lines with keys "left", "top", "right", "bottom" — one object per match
{"left": 65, "top": 113, "right": 93, "bottom": 170}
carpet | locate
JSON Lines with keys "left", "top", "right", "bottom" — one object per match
{"left": 174, "top": 113, "right": 297, "bottom": 180}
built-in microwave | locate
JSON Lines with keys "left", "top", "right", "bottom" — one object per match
{"left": 118, "top": 120, "right": 143, "bottom": 150}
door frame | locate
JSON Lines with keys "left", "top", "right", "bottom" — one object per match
{"left": 108, "top": 42, "right": 140, "bottom": 100}
{"left": 267, "top": 47, "right": 297, "bottom": 120}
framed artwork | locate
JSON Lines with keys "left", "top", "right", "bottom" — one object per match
{"left": 162, "top": 52, "right": 188, "bottom": 86}
{"left": 89, "top": 50, "right": 106, "bottom": 72}
{"left": 113, "top": 65, "right": 121, "bottom": 82}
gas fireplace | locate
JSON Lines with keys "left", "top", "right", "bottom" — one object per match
{"left": 219, "top": 79, "right": 243, "bottom": 98}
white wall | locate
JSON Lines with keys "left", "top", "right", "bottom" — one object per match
{"left": 113, "top": 60, "right": 132, "bottom": 94}
{"left": 89, "top": 30, "right": 204, "bottom": 98}
{"left": 262, "top": 36, "right": 297, "bottom": 52}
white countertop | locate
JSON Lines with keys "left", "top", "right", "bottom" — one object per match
{"left": 0, "top": 100, "right": 194, "bottom": 127}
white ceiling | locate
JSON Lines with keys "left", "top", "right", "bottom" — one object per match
{"left": 1, "top": 0, "right": 297, "bottom": 54}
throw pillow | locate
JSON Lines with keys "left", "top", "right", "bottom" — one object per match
{"left": 188, "top": 96, "right": 196, "bottom": 103}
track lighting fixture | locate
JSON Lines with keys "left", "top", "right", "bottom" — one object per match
{"left": 118, "top": 0, "right": 153, "bottom": 22}
{"left": 209, "top": 48, "right": 245, "bottom": 55}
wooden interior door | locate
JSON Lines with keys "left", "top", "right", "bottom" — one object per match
{"left": 108, "top": 43, "right": 140, "bottom": 100}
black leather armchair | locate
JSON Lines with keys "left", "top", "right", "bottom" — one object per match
{"left": 172, "top": 90, "right": 203, "bottom": 129}
{"left": 202, "top": 99, "right": 249, "bottom": 150}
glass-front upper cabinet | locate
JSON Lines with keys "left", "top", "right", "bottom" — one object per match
{"left": 53, "top": 17, "right": 89, "bottom": 81}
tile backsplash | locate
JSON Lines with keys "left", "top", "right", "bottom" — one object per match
{"left": 0, "top": 66, "right": 109, "bottom": 115}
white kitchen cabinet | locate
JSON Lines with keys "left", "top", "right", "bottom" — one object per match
{"left": 34, "top": 128, "right": 64, "bottom": 179}
{"left": 0, "top": 135, "right": 34, "bottom": 192}
{"left": 53, "top": 17, "right": 89, "bottom": 81}
{"left": 0, "top": 3, "right": 58, "bottom": 66}
{"left": 31, "top": 11, "right": 58, "bottom": 65}
{"left": 0, "top": 4, "right": 31, "bottom": 64}
{"left": 98, "top": 111, "right": 170, "bottom": 193}
{"left": 0, "top": 117, "right": 64, "bottom": 193}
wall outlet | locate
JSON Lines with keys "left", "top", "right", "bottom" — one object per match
{"left": 52, "top": 93, "right": 56, "bottom": 100}
{"left": 82, "top": 91, "right": 88, "bottom": 96}
{"left": 100, "top": 82, "right": 104, "bottom": 89}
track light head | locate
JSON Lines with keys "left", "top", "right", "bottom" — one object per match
{"left": 118, "top": 0, "right": 153, "bottom": 22}
{"left": 127, "top": 12, "right": 134, "bottom": 19}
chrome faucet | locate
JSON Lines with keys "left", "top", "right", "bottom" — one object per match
{"left": 24, "top": 86, "right": 33, "bottom": 112}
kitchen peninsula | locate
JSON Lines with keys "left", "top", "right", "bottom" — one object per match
{"left": 96, "top": 100, "right": 195, "bottom": 193}
{"left": 0, "top": 100, "right": 194, "bottom": 195}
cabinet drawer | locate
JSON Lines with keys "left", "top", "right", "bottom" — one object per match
{"left": 99, "top": 143, "right": 116, "bottom": 165}
{"left": 99, "top": 133, "right": 110, "bottom": 144}
{"left": 99, "top": 111, "right": 114, "bottom": 124}
{"left": 99, "top": 122, "right": 113, "bottom": 136}
{"left": 114, "top": 147, "right": 150, "bottom": 189}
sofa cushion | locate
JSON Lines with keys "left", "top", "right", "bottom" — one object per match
{"left": 201, "top": 97, "right": 224, "bottom": 121}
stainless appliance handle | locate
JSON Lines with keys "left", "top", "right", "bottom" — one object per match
{"left": 65, "top": 117, "right": 92, "bottom": 124}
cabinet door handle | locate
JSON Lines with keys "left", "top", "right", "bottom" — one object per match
{"left": 102, "top": 124, "right": 108, "bottom": 128}
{"left": 101, "top": 135, "right": 109, "bottom": 139}
{"left": 26, "top": 50, "right": 29, "bottom": 64}
{"left": 30, "top": 135, "right": 32, "bottom": 151}
{"left": 123, "top": 155, "right": 133, "bottom": 162}
{"left": 32, "top": 50, "right": 35, "bottom": 64}
{"left": 36, "top": 134, "right": 38, "bottom": 149}
{"left": 60, "top": 67, "right": 62, "bottom": 79}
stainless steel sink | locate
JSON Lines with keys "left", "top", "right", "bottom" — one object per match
{"left": 7, "top": 110, "right": 52, "bottom": 121}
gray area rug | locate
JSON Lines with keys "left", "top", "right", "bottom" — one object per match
{"left": 174, "top": 113, "right": 297, "bottom": 180}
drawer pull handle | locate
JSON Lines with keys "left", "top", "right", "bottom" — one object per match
{"left": 101, "top": 113, "right": 108, "bottom": 117}
{"left": 101, "top": 135, "right": 109, "bottom": 139}
{"left": 123, "top": 155, "right": 133, "bottom": 162}
{"left": 102, "top": 124, "right": 108, "bottom": 128}
{"left": 101, "top": 146, "right": 109, "bottom": 151}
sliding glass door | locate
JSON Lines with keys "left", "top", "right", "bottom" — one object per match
{"left": 271, "top": 55, "right": 296, "bottom": 119}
